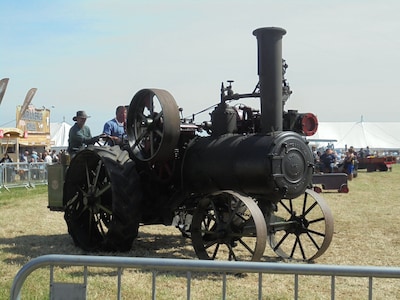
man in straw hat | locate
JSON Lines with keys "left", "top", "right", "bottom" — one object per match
{"left": 67, "top": 110, "right": 99, "bottom": 155}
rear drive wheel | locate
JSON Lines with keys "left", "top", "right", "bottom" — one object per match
{"left": 63, "top": 146, "right": 142, "bottom": 251}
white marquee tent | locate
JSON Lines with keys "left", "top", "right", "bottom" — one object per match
{"left": 310, "top": 121, "right": 400, "bottom": 150}
{"left": 50, "top": 122, "right": 71, "bottom": 150}
{"left": 49, "top": 121, "right": 400, "bottom": 152}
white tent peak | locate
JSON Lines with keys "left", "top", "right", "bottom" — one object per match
{"left": 50, "top": 121, "right": 71, "bottom": 149}
{"left": 311, "top": 121, "right": 400, "bottom": 150}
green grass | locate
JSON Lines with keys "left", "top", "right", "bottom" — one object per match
{"left": 0, "top": 185, "right": 47, "bottom": 206}
{"left": 1, "top": 167, "right": 400, "bottom": 299}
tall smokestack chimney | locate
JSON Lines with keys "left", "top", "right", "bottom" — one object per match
{"left": 253, "top": 27, "right": 286, "bottom": 133}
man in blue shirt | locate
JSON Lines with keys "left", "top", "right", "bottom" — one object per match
{"left": 103, "top": 105, "right": 127, "bottom": 146}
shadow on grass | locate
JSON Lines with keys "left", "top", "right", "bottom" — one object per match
{"left": 1, "top": 230, "right": 284, "bottom": 286}
{"left": 0, "top": 233, "right": 83, "bottom": 266}
{"left": 1, "top": 226, "right": 280, "bottom": 268}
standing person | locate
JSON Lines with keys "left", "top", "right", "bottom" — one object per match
{"left": 43, "top": 151, "right": 53, "bottom": 164}
{"left": 343, "top": 148, "right": 356, "bottom": 180}
{"left": 365, "top": 146, "right": 371, "bottom": 157}
{"left": 31, "top": 150, "right": 38, "bottom": 162}
{"left": 0, "top": 153, "right": 13, "bottom": 163}
{"left": 67, "top": 110, "right": 99, "bottom": 155}
{"left": 311, "top": 145, "right": 321, "bottom": 172}
{"left": 103, "top": 105, "right": 127, "bottom": 146}
{"left": 50, "top": 149, "right": 59, "bottom": 163}
{"left": 20, "top": 150, "right": 29, "bottom": 163}
{"left": 0, "top": 153, "right": 14, "bottom": 183}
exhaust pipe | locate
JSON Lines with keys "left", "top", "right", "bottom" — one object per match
{"left": 253, "top": 27, "right": 286, "bottom": 133}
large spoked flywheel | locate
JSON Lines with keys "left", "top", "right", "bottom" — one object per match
{"left": 127, "top": 88, "right": 180, "bottom": 162}
{"left": 267, "top": 189, "right": 334, "bottom": 261}
{"left": 63, "top": 146, "right": 142, "bottom": 252}
{"left": 191, "top": 190, "right": 267, "bottom": 261}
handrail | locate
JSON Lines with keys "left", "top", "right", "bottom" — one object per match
{"left": 11, "top": 254, "right": 400, "bottom": 299}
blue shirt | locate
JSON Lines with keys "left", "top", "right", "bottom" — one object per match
{"left": 103, "top": 118, "right": 125, "bottom": 139}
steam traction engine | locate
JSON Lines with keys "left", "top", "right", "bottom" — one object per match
{"left": 48, "top": 27, "right": 334, "bottom": 261}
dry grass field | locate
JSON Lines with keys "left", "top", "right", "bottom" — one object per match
{"left": 1, "top": 165, "right": 400, "bottom": 299}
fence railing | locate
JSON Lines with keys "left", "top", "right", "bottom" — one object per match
{"left": 10, "top": 254, "right": 400, "bottom": 300}
{"left": 0, "top": 162, "right": 49, "bottom": 190}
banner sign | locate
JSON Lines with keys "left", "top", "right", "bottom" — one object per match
{"left": 16, "top": 106, "right": 50, "bottom": 134}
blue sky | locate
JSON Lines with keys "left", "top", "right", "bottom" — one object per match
{"left": 1, "top": 0, "right": 399, "bottom": 135}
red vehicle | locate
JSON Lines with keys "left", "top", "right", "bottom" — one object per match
{"left": 357, "top": 156, "right": 396, "bottom": 172}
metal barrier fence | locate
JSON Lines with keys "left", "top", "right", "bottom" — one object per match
{"left": 10, "top": 254, "right": 400, "bottom": 300}
{"left": 0, "top": 162, "right": 48, "bottom": 190}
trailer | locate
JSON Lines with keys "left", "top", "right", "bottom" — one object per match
{"left": 357, "top": 156, "right": 397, "bottom": 172}
{"left": 312, "top": 173, "right": 349, "bottom": 193}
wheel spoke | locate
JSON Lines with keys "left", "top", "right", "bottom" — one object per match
{"left": 309, "top": 217, "right": 325, "bottom": 224}
{"left": 92, "top": 160, "right": 103, "bottom": 188}
{"left": 65, "top": 193, "right": 79, "bottom": 207}
{"left": 133, "top": 129, "right": 149, "bottom": 150}
{"left": 302, "top": 194, "right": 307, "bottom": 215}
{"left": 191, "top": 190, "right": 266, "bottom": 261}
{"left": 279, "top": 200, "right": 291, "bottom": 214}
{"left": 290, "top": 237, "right": 298, "bottom": 258}
{"left": 127, "top": 89, "right": 180, "bottom": 162}
{"left": 307, "top": 228, "right": 326, "bottom": 237}
{"left": 95, "top": 183, "right": 112, "bottom": 197}
{"left": 267, "top": 189, "right": 334, "bottom": 261}
{"left": 306, "top": 232, "right": 322, "bottom": 249}
{"left": 297, "top": 236, "right": 306, "bottom": 260}
{"left": 289, "top": 199, "right": 293, "bottom": 213}
{"left": 154, "top": 128, "right": 163, "bottom": 138}
{"left": 149, "top": 131, "right": 155, "bottom": 156}
{"left": 211, "top": 243, "right": 220, "bottom": 259}
{"left": 204, "top": 240, "right": 218, "bottom": 250}
{"left": 63, "top": 147, "right": 141, "bottom": 252}
{"left": 227, "top": 244, "right": 238, "bottom": 261}
{"left": 273, "top": 232, "right": 290, "bottom": 251}
{"left": 85, "top": 163, "right": 90, "bottom": 188}
{"left": 153, "top": 110, "right": 163, "bottom": 122}
{"left": 238, "top": 238, "right": 256, "bottom": 255}
{"left": 304, "top": 201, "right": 318, "bottom": 216}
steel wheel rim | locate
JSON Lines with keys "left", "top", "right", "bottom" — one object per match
{"left": 267, "top": 189, "right": 334, "bottom": 261}
{"left": 63, "top": 147, "right": 142, "bottom": 252}
{"left": 64, "top": 151, "right": 113, "bottom": 249}
{"left": 127, "top": 88, "right": 180, "bottom": 162}
{"left": 191, "top": 190, "right": 267, "bottom": 261}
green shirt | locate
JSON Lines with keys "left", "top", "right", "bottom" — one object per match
{"left": 67, "top": 123, "right": 93, "bottom": 154}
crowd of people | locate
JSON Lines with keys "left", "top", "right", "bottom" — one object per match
{"left": 312, "top": 145, "right": 371, "bottom": 180}
{"left": 0, "top": 148, "right": 60, "bottom": 183}
{"left": 18, "top": 149, "right": 59, "bottom": 164}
